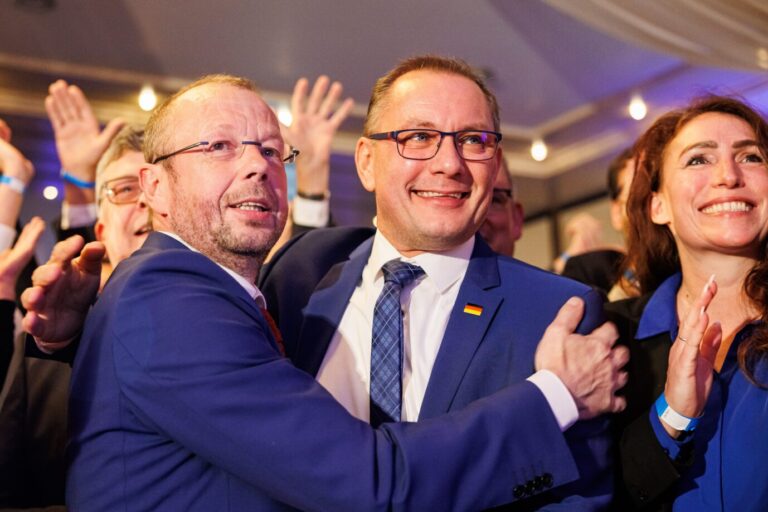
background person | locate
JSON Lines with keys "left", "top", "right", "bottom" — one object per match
{"left": 478, "top": 158, "right": 524, "bottom": 257}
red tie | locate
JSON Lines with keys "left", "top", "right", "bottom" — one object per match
{"left": 259, "top": 306, "right": 286, "bottom": 357}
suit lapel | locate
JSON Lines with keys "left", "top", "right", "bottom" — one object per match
{"left": 419, "top": 238, "right": 502, "bottom": 420}
{"left": 143, "top": 232, "right": 277, "bottom": 351}
{"left": 294, "top": 239, "right": 373, "bottom": 375}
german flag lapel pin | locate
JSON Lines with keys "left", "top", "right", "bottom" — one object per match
{"left": 463, "top": 303, "right": 483, "bottom": 316}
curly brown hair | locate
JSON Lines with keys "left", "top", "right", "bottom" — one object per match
{"left": 624, "top": 95, "right": 768, "bottom": 386}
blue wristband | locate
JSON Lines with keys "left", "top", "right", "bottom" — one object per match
{"left": 61, "top": 170, "right": 95, "bottom": 189}
{"left": 0, "top": 175, "right": 26, "bottom": 194}
{"left": 655, "top": 393, "right": 699, "bottom": 432}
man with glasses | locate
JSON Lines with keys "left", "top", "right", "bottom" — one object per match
{"left": 262, "top": 55, "right": 623, "bottom": 507}
{"left": 35, "top": 73, "right": 625, "bottom": 511}
{"left": 93, "top": 126, "right": 151, "bottom": 274}
{"left": 478, "top": 158, "right": 524, "bottom": 257}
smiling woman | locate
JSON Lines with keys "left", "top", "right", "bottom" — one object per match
{"left": 606, "top": 95, "right": 768, "bottom": 511}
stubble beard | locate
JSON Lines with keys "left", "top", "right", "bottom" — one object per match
{"left": 171, "top": 195, "right": 284, "bottom": 279}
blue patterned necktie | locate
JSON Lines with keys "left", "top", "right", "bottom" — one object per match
{"left": 370, "top": 259, "right": 425, "bottom": 427}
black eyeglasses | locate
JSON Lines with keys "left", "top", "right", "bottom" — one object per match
{"left": 152, "top": 139, "right": 299, "bottom": 165}
{"left": 100, "top": 176, "right": 141, "bottom": 205}
{"left": 366, "top": 129, "right": 502, "bottom": 161}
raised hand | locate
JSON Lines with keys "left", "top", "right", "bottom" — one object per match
{"left": 661, "top": 275, "right": 721, "bottom": 437}
{"left": 21, "top": 235, "right": 104, "bottom": 351}
{"left": 45, "top": 79, "right": 125, "bottom": 182}
{"left": 0, "top": 118, "right": 35, "bottom": 185}
{"left": 281, "top": 76, "right": 354, "bottom": 196}
{"left": 535, "top": 297, "right": 629, "bottom": 419}
{"left": 0, "top": 118, "right": 36, "bottom": 232}
{"left": 0, "top": 217, "right": 45, "bottom": 300}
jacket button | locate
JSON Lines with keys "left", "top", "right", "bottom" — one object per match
{"left": 525, "top": 481, "right": 536, "bottom": 495}
{"left": 513, "top": 485, "right": 525, "bottom": 499}
{"left": 534, "top": 475, "right": 545, "bottom": 490}
{"left": 542, "top": 473, "right": 554, "bottom": 488}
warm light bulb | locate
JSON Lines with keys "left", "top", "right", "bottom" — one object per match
{"left": 531, "top": 138, "right": 548, "bottom": 162}
{"left": 43, "top": 185, "right": 59, "bottom": 200}
{"left": 277, "top": 104, "right": 293, "bottom": 127}
{"left": 138, "top": 85, "right": 158, "bottom": 111}
{"left": 628, "top": 95, "right": 647, "bottom": 121}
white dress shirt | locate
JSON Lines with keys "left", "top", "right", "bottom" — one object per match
{"left": 316, "top": 231, "right": 579, "bottom": 430}
{"left": 60, "top": 202, "right": 98, "bottom": 231}
{"left": 317, "top": 231, "right": 472, "bottom": 422}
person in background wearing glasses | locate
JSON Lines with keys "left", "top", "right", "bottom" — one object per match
{"left": 478, "top": 158, "right": 524, "bottom": 257}
{"left": 261, "top": 54, "right": 626, "bottom": 508}
{"left": 93, "top": 126, "right": 151, "bottom": 280}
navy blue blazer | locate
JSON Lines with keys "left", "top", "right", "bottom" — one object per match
{"left": 260, "top": 227, "right": 613, "bottom": 509}
{"left": 68, "top": 232, "right": 590, "bottom": 511}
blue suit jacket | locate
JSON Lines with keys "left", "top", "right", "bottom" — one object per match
{"left": 68, "top": 232, "right": 591, "bottom": 511}
{"left": 260, "top": 227, "right": 613, "bottom": 509}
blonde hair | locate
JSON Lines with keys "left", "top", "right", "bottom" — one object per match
{"left": 95, "top": 125, "right": 144, "bottom": 204}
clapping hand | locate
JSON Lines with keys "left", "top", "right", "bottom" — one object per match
{"left": 661, "top": 275, "right": 721, "bottom": 437}
{"left": 21, "top": 235, "right": 104, "bottom": 352}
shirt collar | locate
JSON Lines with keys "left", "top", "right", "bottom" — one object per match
{"left": 159, "top": 231, "right": 266, "bottom": 308}
{"left": 366, "top": 231, "right": 474, "bottom": 293}
{"left": 637, "top": 272, "right": 681, "bottom": 340}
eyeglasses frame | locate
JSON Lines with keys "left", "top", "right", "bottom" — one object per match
{"left": 366, "top": 128, "right": 502, "bottom": 161}
{"left": 151, "top": 141, "right": 300, "bottom": 165}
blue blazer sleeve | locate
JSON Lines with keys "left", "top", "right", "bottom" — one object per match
{"left": 106, "top": 248, "right": 580, "bottom": 511}
{"left": 543, "top": 286, "right": 614, "bottom": 511}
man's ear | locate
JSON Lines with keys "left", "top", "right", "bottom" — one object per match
{"left": 355, "top": 137, "right": 376, "bottom": 192}
{"left": 94, "top": 219, "right": 105, "bottom": 242}
{"left": 650, "top": 191, "right": 670, "bottom": 226}
{"left": 140, "top": 164, "right": 169, "bottom": 217}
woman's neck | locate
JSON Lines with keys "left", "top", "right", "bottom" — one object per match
{"left": 676, "top": 250, "right": 759, "bottom": 369}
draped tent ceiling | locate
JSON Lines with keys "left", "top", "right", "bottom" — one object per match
{"left": 544, "top": 0, "right": 768, "bottom": 71}
{"left": 0, "top": 0, "right": 766, "bottom": 225}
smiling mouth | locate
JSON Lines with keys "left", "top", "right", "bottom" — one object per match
{"left": 700, "top": 201, "right": 753, "bottom": 214}
{"left": 232, "top": 201, "right": 270, "bottom": 212}
{"left": 413, "top": 191, "right": 468, "bottom": 199}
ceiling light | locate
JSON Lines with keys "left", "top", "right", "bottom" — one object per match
{"left": 530, "top": 138, "right": 548, "bottom": 162}
{"left": 43, "top": 185, "right": 59, "bottom": 200}
{"left": 138, "top": 85, "right": 158, "bottom": 112}
{"left": 628, "top": 95, "right": 647, "bottom": 121}
{"left": 276, "top": 104, "right": 293, "bottom": 127}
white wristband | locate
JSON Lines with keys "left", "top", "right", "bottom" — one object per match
{"left": 0, "top": 175, "right": 26, "bottom": 194}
